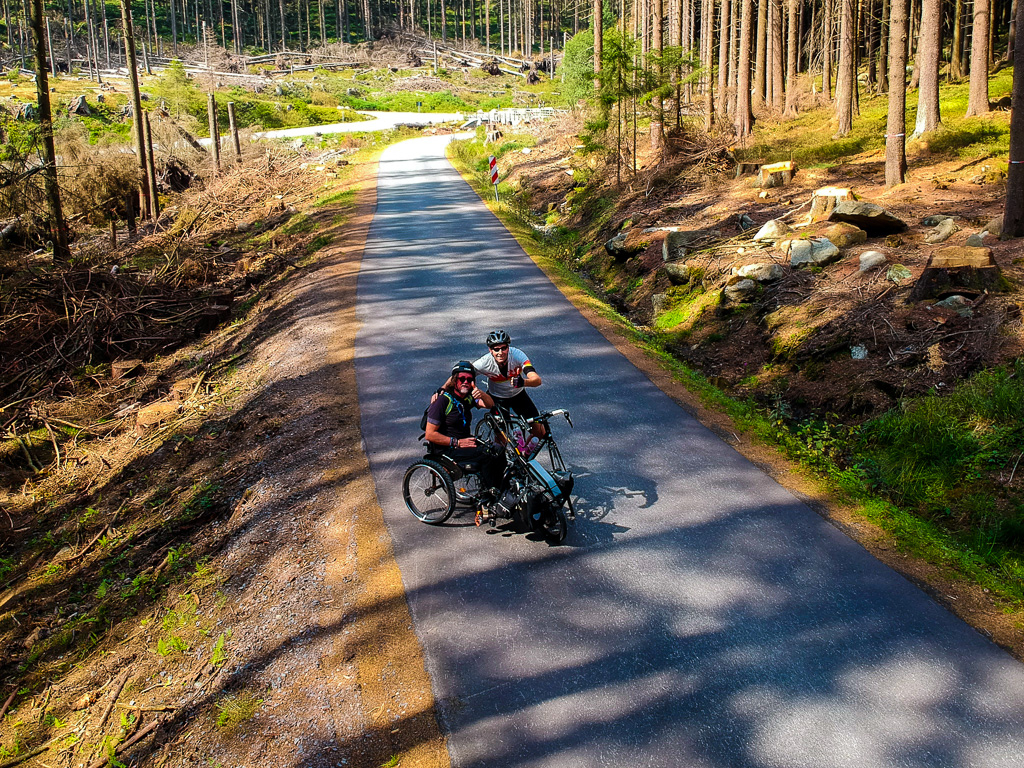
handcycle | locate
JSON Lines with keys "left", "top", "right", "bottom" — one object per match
{"left": 402, "top": 407, "right": 576, "bottom": 544}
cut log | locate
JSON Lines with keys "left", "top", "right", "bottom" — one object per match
{"left": 111, "top": 359, "right": 143, "bottom": 380}
{"left": 135, "top": 402, "right": 179, "bottom": 436}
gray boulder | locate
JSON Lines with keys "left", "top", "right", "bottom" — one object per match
{"left": 921, "top": 214, "right": 954, "bottom": 227}
{"left": 858, "top": 251, "right": 888, "bottom": 272}
{"left": 829, "top": 200, "right": 907, "bottom": 233}
{"left": 736, "top": 262, "right": 785, "bottom": 282}
{"left": 606, "top": 231, "right": 643, "bottom": 259}
{"left": 724, "top": 279, "right": 758, "bottom": 302}
{"left": 965, "top": 231, "right": 990, "bottom": 247}
{"left": 924, "top": 217, "right": 958, "bottom": 244}
{"left": 986, "top": 215, "right": 1003, "bottom": 238}
{"left": 652, "top": 293, "right": 669, "bottom": 315}
{"left": 15, "top": 102, "right": 37, "bottom": 120}
{"left": 662, "top": 229, "right": 712, "bottom": 261}
{"left": 663, "top": 262, "right": 691, "bottom": 285}
{"left": 789, "top": 237, "right": 841, "bottom": 267}
{"left": 752, "top": 218, "right": 791, "bottom": 242}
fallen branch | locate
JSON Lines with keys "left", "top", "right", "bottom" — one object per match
{"left": 85, "top": 716, "right": 164, "bottom": 768}
{"left": 0, "top": 690, "right": 16, "bottom": 720}
{"left": 93, "top": 669, "right": 131, "bottom": 736}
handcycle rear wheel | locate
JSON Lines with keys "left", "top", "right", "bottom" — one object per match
{"left": 403, "top": 459, "right": 456, "bottom": 524}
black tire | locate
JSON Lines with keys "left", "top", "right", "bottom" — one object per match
{"left": 474, "top": 414, "right": 500, "bottom": 445}
{"left": 403, "top": 459, "right": 456, "bottom": 524}
{"left": 544, "top": 506, "right": 569, "bottom": 545}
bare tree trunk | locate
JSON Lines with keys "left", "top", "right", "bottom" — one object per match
{"left": 171, "top": 0, "right": 179, "bottom": 54}
{"left": 651, "top": 0, "right": 664, "bottom": 152}
{"left": 1004, "top": 0, "right": 1024, "bottom": 235}
{"left": 769, "top": 0, "right": 783, "bottom": 107}
{"left": 594, "top": 0, "right": 602, "bottom": 89}
{"left": 718, "top": 0, "right": 730, "bottom": 115}
{"left": 950, "top": 0, "right": 964, "bottom": 77}
{"left": 143, "top": 112, "right": 160, "bottom": 217}
{"left": 834, "top": 0, "right": 854, "bottom": 133}
{"left": 753, "top": 0, "right": 766, "bottom": 105}
{"left": 912, "top": 0, "right": 941, "bottom": 134}
{"left": 702, "top": 0, "right": 715, "bottom": 128}
{"left": 885, "top": 0, "right": 907, "bottom": 185}
{"left": 208, "top": 92, "right": 221, "bottom": 172}
{"left": 823, "top": 0, "right": 833, "bottom": 96}
{"left": 783, "top": 0, "right": 797, "bottom": 114}
{"left": 876, "top": 0, "right": 888, "bottom": 90}
{"left": 735, "top": 0, "right": 754, "bottom": 136}
{"left": 1006, "top": 0, "right": 1018, "bottom": 62}
{"left": 865, "top": 0, "right": 877, "bottom": 86}
{"left": 965, "top": 0, "right": 991, "bottom": 113}
{"left": 279, "top": 0, "right": 287, "bottom": 49}
{"left": 30, "top": 0, "right": 70, "bottom": 261}
{"left": 121, "top": 0, "right": 151, "bottom": 218}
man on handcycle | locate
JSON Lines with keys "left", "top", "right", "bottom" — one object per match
{"left": 424, "top": 361, "right": 505, "bottom": 494}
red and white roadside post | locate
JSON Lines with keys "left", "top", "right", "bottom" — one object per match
{"left": 489, "top": 155, "right": 499, "bottom": 202}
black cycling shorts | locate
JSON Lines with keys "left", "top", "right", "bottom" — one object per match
{"left": 491, "top": 389, "right": 540, "bottom": 422}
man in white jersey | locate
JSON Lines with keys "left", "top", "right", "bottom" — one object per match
{"left": 472, "top": 329, "right": 546, "bottom": 440}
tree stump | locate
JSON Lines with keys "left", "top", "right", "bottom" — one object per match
{"left": 757, "top": 161, "right": 797, "bottom": 188}
{"left": 803, "top": 186, "right": 855, "bottom": 225}
{"left": 909, "top": 246, "right": 1005, "bottom": 300}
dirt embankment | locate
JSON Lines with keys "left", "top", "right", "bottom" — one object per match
{"left": 0, "top": 151, "right": 448, "bottom": 767}
{"left": 467, "top": 115, "right": 1024, "bottom": 659}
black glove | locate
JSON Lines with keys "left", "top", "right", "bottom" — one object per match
{"left": 510, "top": 375, "right": 523, "bottom": 388}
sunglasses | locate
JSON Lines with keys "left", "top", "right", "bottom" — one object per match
{"left": 489, "top": 344, "right": 509, "bottom": 352}
{"left": 455, "top": 374, "right": 475, "bottom": 383}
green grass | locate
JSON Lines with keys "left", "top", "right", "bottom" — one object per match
{"left": 737, "top": 69, "right": 1014, "bottom": 166}
{"left": 215, "top": 693, "right": 263, "bottom": 729}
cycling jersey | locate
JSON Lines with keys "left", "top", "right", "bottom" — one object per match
{"left": 472, "top": 346, "right": 536, "bottom": 399}
{"left": 425, "top": 391, "right": 476, "bottom": 438}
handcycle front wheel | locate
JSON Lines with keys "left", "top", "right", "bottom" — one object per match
{"left": 403, "top": 459, "right": 456, "bottom": 524}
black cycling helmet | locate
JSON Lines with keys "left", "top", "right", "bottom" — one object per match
{"left": 486, "top": 329, "right": 511, "bottom": 348}
{"left": 451, "top": 360, "right": 476, "bottom": 378}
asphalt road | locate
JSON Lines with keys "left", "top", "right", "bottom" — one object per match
{"left": 353, "top": 135, "right": 1024, "bottom": 768}
{"left": 257, "top": 111, "right": 466, "bottom": 139}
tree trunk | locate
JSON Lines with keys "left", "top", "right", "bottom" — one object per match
{"left": 885, "top": 0, "right": 908, "bottom": 185}
{"left": 965, "top": 0, "right": 990, "bottom": 114}
{"left": 735, "top": 0, "right": 754, "bottom": 136}
{"left": 171, "top": 0, "right": 179, "bottom": 54}
{"left": 718, "top": 0, "right": 731, "bottom": 115}
{"left": 912, "top": 0, "right": 941, "bottom": 134}
{"left": 865, "top": 0, "right": 877, "bottom": 86}
{"left": 30, "top": 0, "right": 70, "bottom": 261}
{"left": 753, "top": 0, "right": 766, "bottom": 105}
{"left": 834, "top": 0, "right": 854, "bottom": 133}
{"left": 950, "top": 0, "right": 964, "bottom": 78}
{"left": 703, "top": 0, "right": 715, "bottom": 128}
{"left": 143, "top": 111, "right": 159, "bottom": 218}
{"left": 651, "top": 0, "right": 664, "bottom": 152}
{"left": 769, "top": 0, "right": 783, "bottom": 107}
{"left": 121, "top": 0, "right": 151, "bottom": 218}
{"left": 783, "top": 0, "right": 797, "bottom": 114}
{"left": 1006, "top": 0, "right": 1018, "bottom": 62}
{"left": 823, "top": 0, "right": 833, "bottom": 96}
{"left": 594, "top": 0, "right": 602, "bottom": 89}
{"left": 1003, "top": 0, "right": 1024, "bottom": 235}
{"left": 208, "top": 92, "right": 221, "bottom": 172}
{"left": 279, "top": 0, "right": 287, "bottom": 49}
